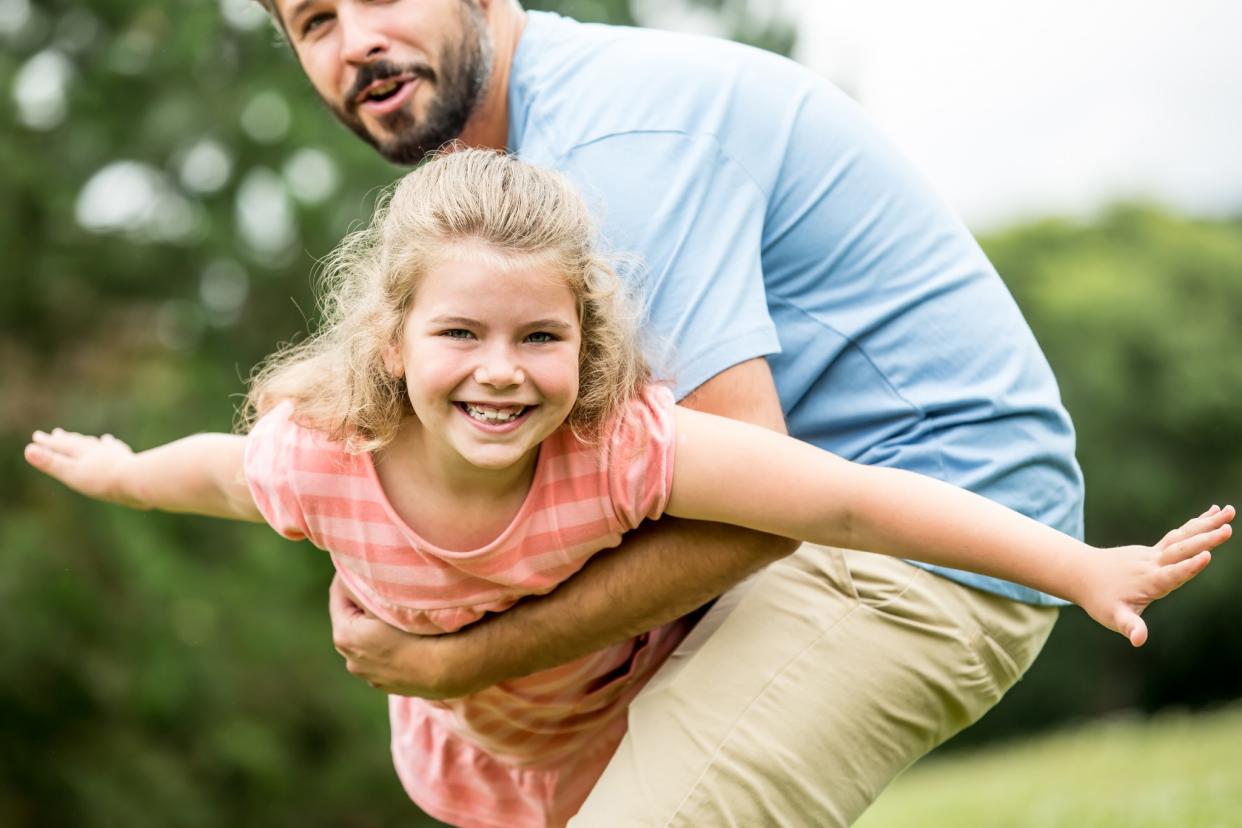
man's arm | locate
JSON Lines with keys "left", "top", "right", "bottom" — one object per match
{"left": 329, "top": 357, "right": 799, "bottom": 698}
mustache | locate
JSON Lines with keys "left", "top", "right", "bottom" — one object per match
{"left": 347, "top": 60, "right": 435, "bottom": 108}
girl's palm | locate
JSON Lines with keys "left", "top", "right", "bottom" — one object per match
{"left": 25, "top": 429, "right": 143, "bottom": 508}
{"left": 1093, "top": 505, "right": 1233, "bottom": 647}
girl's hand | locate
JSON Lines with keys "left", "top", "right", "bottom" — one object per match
{"left": 25, "top": 429, "right": 146, "bottom": 509}
{"left": 1081, "top": 505, "right": 1234, "bottom": 647}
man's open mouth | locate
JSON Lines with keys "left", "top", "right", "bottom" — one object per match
{"left": 458, "top": 403, "right": 531, "bottom": 425}
{"left": 357, "top": 76, "right": 412, "bottom": 106}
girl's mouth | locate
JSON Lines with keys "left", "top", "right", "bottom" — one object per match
{"left": 457, "top": 402, "right": 532, "bottom": 429}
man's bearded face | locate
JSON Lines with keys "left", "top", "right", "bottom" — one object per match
{"left": 324, "top": 1, "right": 492, "bottom": 165}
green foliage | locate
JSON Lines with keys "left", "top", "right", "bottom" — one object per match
{"left": 2, "top": 0, "right": 1238, "bottom": 823}
{"left": 993, "top": 206, "right": 1242, "bottom": 541}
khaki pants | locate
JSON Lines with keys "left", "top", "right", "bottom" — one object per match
{"left": 569, "top": 544, "right": 1057, "bottom": 827}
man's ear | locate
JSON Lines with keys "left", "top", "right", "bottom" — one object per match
{"left": 382, "top": 341, "right": 405, "bottom": 379}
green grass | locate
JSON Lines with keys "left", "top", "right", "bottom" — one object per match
{"left": 856, "top": 705, "right": 1242, "bottom": 828}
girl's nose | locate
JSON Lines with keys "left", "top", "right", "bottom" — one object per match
{"left": 474, "top": 351, "right": 525, "bottom": 388}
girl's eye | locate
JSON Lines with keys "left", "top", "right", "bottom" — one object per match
{"left": 440, "top": 329, "right": 474, "bottom": 340}
{"left": 526, "top": 331, "right": 558, "bottom": 344}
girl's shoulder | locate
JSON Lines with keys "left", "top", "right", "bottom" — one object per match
{"left": 247, "top": 399, "right": 366, "bottom": 477}
{"left": 244, "top": 401, "right": 376, "bottom": 546}
{"left": 603, "top": 384, "right": 677, "bottom": 455}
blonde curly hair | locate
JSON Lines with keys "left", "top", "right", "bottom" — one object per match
{"left": 244, "top": 148, "right": 650, "bottom": 452}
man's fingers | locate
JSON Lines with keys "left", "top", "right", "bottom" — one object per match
{"left": 329, "top": 575, "right": 371, "bottom": 617}
{"left": 328, "top": 574, "right": 348, "bottom": 611}
{"left": 329, "top": 576, "right": 362, "bottom": 622}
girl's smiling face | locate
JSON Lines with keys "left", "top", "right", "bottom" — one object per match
{"left": 389, "top": 243, "right": 582, "bottom": 476}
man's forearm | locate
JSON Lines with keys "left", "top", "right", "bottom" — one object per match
{"left": 422, "top": 518, "right": 796, "bottom": 696}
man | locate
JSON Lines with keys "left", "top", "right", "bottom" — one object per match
{"left": 261, "top": 0, "right": 1082, "bottom": 824}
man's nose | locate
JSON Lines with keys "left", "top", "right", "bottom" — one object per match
{"left": 338, "top": 5, "right": 389, "bottom": 65}
{"left": 473, "top": 346, "right": 526, "bottom": 388}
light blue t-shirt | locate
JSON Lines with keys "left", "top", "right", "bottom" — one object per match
{"left": 508, "top": 12, "right": 1084, "bottom": 605}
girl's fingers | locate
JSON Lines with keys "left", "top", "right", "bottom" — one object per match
{"left": 1114, "top": 607, "right": 1148, "bottom": 648}
{"left": 1158, "top": 523, "right": 1232, "bottom": 565}
{"left": 1154, "top": 550, "right": 1213, "bottom": 596}
{"left": 1158, "top": 506, "right": 1235, "bottom": 550}
{"left": 1161, "top": 512, "right": 1218, "bottom": 547}
{"left": 32, "top": 428, "right": 94, "bottom": 457}
{"left": 24, "top": 443, "right": 69, "bottom": 480}
{"left": 28, "top": 433, "right": 68, "bottom": 460}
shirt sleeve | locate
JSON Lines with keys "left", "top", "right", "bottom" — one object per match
{"left": 605, "top": 385, "right": 678, "bottom": 530}
{"left": 243, "top": 401, "right": 311, "bottom": 542}
{"left": 559, "top": 132, "right": 780, "bottom": 399}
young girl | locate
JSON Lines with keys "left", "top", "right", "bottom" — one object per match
{"left": 25, "top": 150, "right": 1232, "bottom": 828}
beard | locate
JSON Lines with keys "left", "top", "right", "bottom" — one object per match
{"left": 329, "top": 1, "right": 493, "bottom": 165}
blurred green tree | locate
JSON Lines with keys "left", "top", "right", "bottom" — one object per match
{"left": 959, "top": 206, "right": 1242, "bottom": 748}
{"left": 2, "top": 0, "right": 1238, "bottom": 823}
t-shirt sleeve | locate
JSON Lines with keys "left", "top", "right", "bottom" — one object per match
{"left": 558, "top": 132, "right": 780, "bottom": 399}
{"left": 605, "top": 385, "right": 678, "bottom": 530}
{"left": 243, "top": 401, "right": 311, "bottom": 541}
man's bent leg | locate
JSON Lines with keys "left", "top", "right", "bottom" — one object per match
{"left": 569, "top": 545, "right": 1057, "bottom": 827}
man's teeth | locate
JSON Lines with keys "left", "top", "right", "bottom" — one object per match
{"left": 367, "top": 80, "right": 401, "bottom": 100}
{"left": 464, "top": 404, "right": 525, "bottom": 423}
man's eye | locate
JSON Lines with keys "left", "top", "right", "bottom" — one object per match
{"left": 440, "top": 329, "right": 474, "bottom": 340}
{"left": 526, "top": 332, "right": 558, "bottom": 344}
{"left": 301, "top": 12, "right": 333, "bottom": 37}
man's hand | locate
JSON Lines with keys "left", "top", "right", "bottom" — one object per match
{"left": 329, "top": 576, "right": 459, "bottom": 699}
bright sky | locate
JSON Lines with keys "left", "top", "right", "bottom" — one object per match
{"left": 789, "top": 0, "right": 1242, "bottom": 230}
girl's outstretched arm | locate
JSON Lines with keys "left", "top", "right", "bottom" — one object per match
{"left": 665, "top": 407, "right": 1233, "bottom": 647}
{"left": 25, "top": 429, "right": 262, "bottom": 522}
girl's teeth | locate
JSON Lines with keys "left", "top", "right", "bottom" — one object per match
{"left": 465, "top": 404, "right": 524, "bottom": 423}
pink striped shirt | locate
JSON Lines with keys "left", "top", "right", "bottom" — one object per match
{"left": 244, "top": 386, "right": 692, "bottom": 828}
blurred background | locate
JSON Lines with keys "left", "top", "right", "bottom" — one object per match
{"left": 2, "top": 0, "right": 1239, "bottom": 825}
